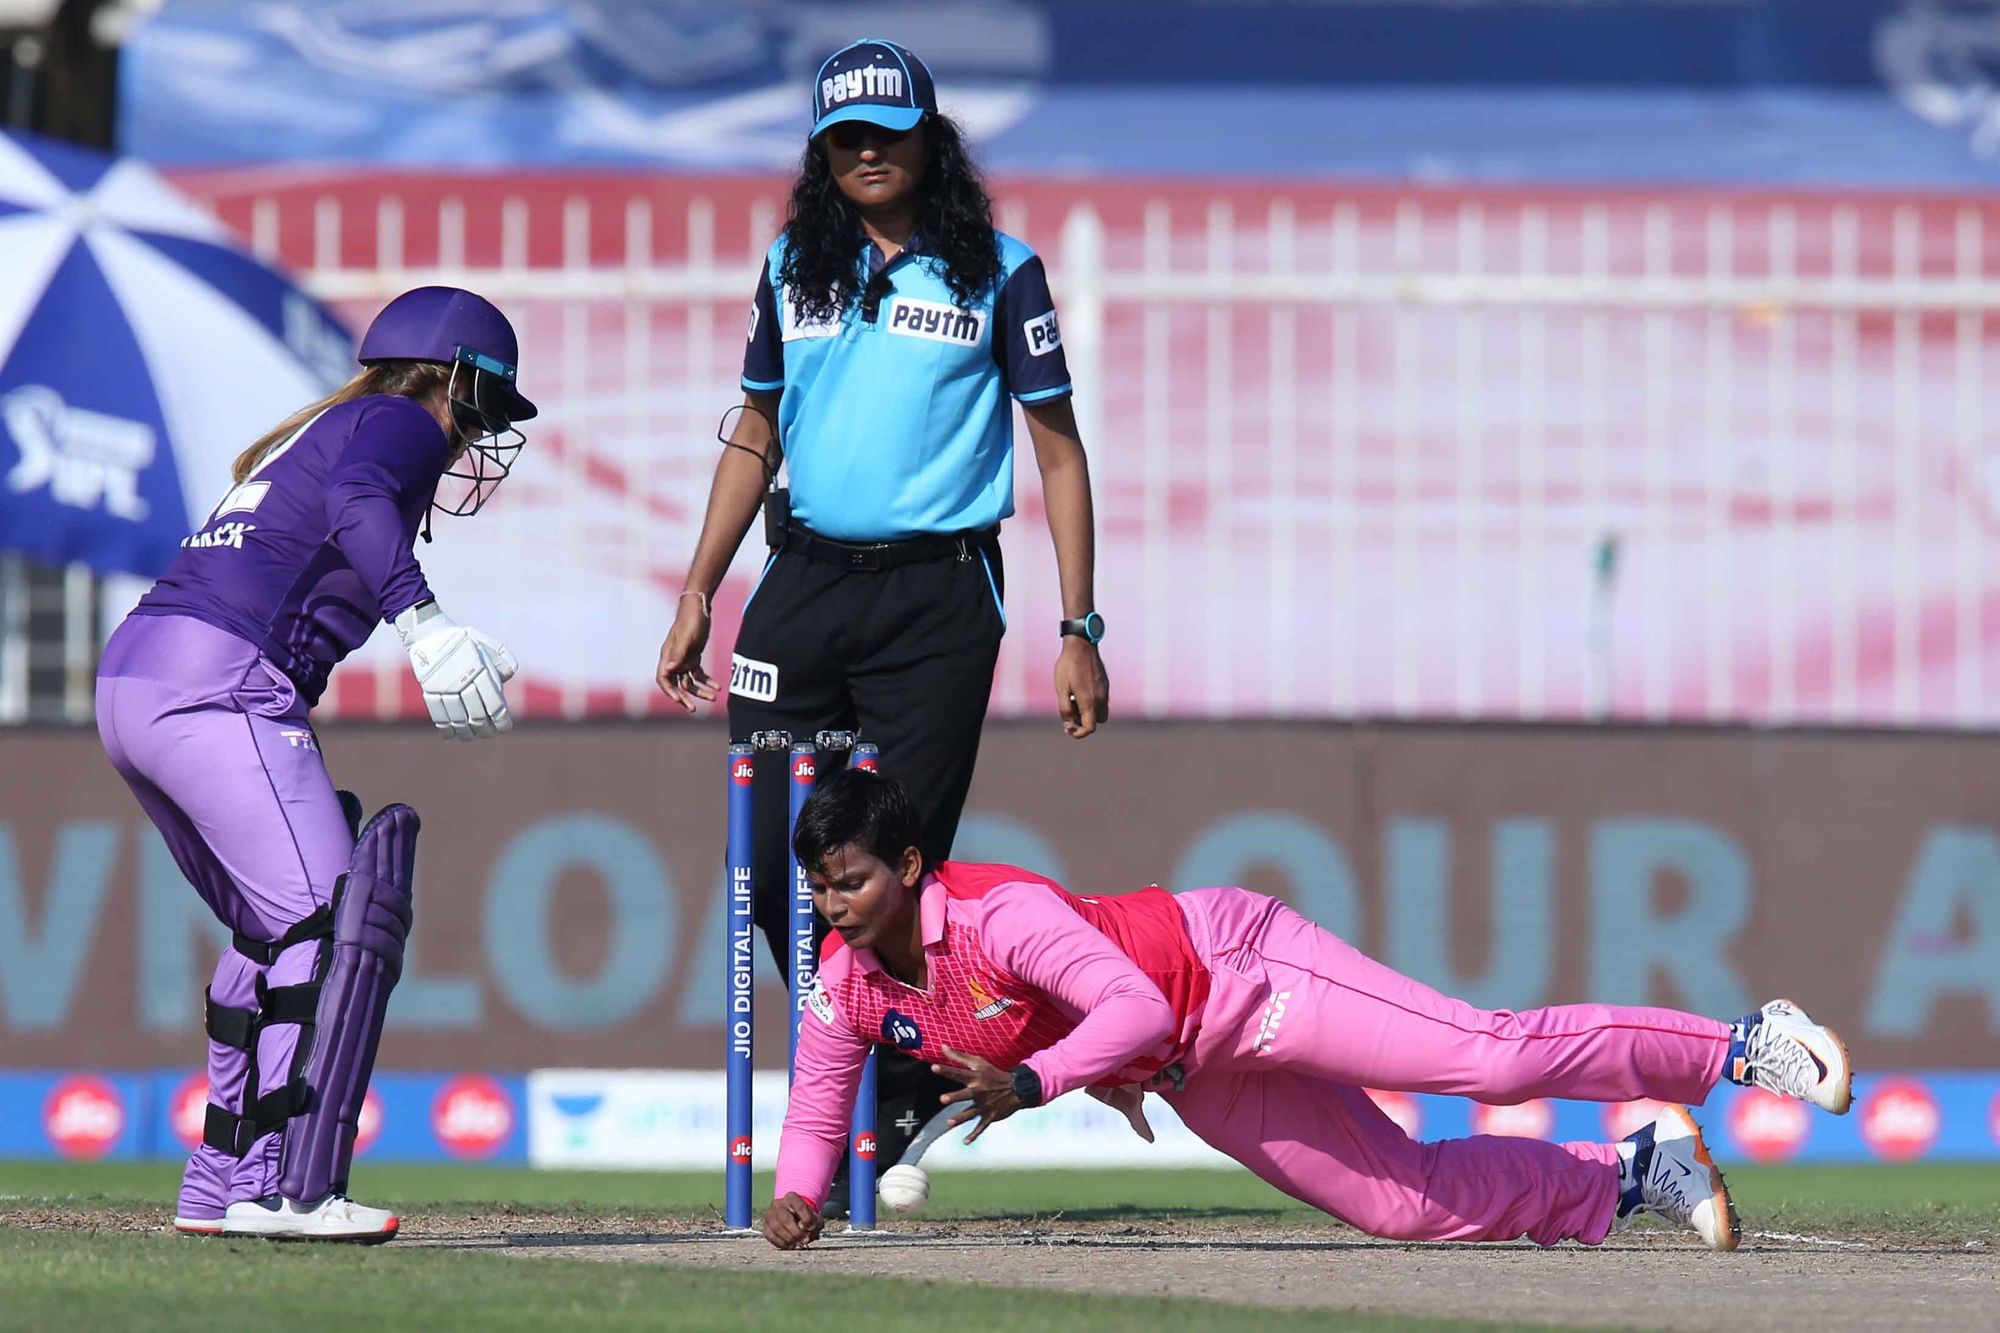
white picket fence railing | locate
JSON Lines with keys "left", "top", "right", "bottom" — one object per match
{"left": 15, "top": 181, "right": 2000, "bottom": 727}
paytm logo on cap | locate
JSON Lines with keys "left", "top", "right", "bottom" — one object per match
{"left": 822, "top": 66, "right": 905, "bottom": 109}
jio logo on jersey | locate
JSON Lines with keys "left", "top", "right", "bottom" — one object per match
{"left": 882, "top": 1008, "right": 924, "bottom": 1050}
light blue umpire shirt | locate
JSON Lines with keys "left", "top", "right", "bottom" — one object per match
{"left": 742, "top": 230, "right": 1073, "bottom": 542}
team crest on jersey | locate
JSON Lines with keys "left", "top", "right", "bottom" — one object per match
{"left": 782, "top": 298, "right": 841, "bottom": 341}
{"left": 886, "top": 298, "right": 984, "bottom": 347}
{"left": 966, "top": 974, "right": 1015, "bottom": 1021}
{"left": 882, "top": 1008, "right": 924, "bottom": 1051}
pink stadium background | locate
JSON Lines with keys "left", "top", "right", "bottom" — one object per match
{"left": 167, "top": 170, "right": 2000, "bottom": 729}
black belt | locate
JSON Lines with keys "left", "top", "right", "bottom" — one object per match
{"left": 781, "top": 524, "right": 995, "bottom": 572}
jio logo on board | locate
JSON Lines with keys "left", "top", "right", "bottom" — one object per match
{"left": 433, "top": 1075, "right": 515, "bottom": 1159}
{"left": 1602, "top": 1099, "right": 1671, "bottom": 1142}
{"left": 1471, "top": 1099, "right": 1553, "bottom": 1139}
{"left": 43, "top": 1076, "right": 124, "bottom": 1160}
{"left": 170, "top": 1073, "right": 210, "bottom": 1150}
{"left": 1364, "top": 1088, "right": 1421, "bottom": 1139}
{"left": 1727, "top": 1088, "right": 1808, "bottom": 1163}
{"left": 1860, "top": 1079, "right": 1940, "bottom": 1163}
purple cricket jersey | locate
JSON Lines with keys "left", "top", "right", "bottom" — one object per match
{"left": 131, "top": 394, "right": 449, "bottom": 705}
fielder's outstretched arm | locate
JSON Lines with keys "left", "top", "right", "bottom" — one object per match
{"left": 771, "top": 979, "right": 871, "bottom": 1216}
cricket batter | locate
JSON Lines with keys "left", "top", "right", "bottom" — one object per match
{"left": 765, "top": 769, "right": 1854, "bottom": 1251}
{"left": 95, "top": 287, "right": 534, "bottom": 1241}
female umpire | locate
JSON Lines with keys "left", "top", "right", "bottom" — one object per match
{"left": 653, "top": 37, "right": 1110, "bottom": 1194}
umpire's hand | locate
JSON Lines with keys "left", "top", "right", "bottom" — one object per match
{"left": 655, "top": 593, "right": 718, "bottom": 712}
{"left": 763, "top": 1192, "right": 824, "bottom": 1249}
{"left": 1055, "top": 638, "right": 1110, "bottom": 738}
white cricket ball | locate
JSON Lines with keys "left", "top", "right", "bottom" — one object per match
{"left": 876, "top": 1163, "right": 930, "bottom": 1213}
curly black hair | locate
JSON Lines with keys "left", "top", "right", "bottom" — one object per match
{"left": 777, "top": 113, "right": 1001, "bottom": 327}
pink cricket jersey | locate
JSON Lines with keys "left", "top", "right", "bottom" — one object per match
{"left": 774, "top": 860, "right": 1210, "bottom": 1207}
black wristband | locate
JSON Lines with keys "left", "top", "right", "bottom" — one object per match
{"left": 1010, "top": 1064, "right": 1044, "bottom": 1109}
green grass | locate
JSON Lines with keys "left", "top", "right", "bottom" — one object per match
{"left": 4, "top": 1163, "right": 1995, "bottom": 1332}
{"left": 0, "top": 1230, "right": 1565, "bottom": 1333}
{"left": 5, "top": 1161, "right": 1998, "bottom": 1236}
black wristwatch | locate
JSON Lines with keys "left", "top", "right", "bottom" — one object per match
{"left": 1058, "top": 611, "right": 1106, "bottom": 645}
{"left": 1010, "top": 1064, "right": 1045, "bottom": 1108}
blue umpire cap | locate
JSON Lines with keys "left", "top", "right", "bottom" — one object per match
{"left": 810, "top": 38, "right": 937, "bottom": 139}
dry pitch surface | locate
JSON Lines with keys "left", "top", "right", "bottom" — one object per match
{"left": 412, "top": 1210, "right": 1996, "bottom": 1332}
{"left": 12, "top": 1193, "right": 1993, "bottom": 1333}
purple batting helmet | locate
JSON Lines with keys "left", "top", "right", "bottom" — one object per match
{"left": 358, "top": 286, "right": 537, "bottom": 423}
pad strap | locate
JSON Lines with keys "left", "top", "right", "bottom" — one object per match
{"left": 202, "top": 1078, "right": 310, "bottom": 1158}
{"left": 232, "top": 904, "right": 333, "bottom": 967}
{"left": 204, "top": 983, "right": 320, "bottom": 1052}
{"left": 203, "top": 905, "right": 338, "bottom": 1158}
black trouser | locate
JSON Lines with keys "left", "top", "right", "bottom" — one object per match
{"left": 728, "top": 531, "right": 1005, "bottom": 1161}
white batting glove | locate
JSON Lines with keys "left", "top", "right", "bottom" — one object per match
{"left": 393, "top": 601, "right": 516, "bottom": 741}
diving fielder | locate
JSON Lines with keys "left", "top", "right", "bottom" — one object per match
{"left": 765, "top": 769, "right": 1855, "bottom": 1251}
{"left": 95, "top": 287, "right": 533, "bottom": 1241}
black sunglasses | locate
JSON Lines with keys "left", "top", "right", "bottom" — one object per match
{"left": 826, "top": 120, "right": 915, "bottom": 151}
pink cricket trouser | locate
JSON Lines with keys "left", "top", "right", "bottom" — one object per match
{"left": 1164, "top": 888, "right": 1731, "bottom": 1247}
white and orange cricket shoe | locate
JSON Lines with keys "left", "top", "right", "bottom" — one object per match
{"left": 172, "top": 1215, "right": 223, "bottom": 1237}
{"left": 1614, "top": 1104, "right": 1739, "bottom": 1251}
{"left": 221, "top": 1193, "right": 399, "bottom": 1242}
{"left": 1731, "top": 998, "right": 1853, "bottom": 1114}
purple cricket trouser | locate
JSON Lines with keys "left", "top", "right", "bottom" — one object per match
{"left": 96, "top": 613, "right": 353, "bottom": 1219}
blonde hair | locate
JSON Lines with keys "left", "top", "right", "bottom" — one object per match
{"left": 230, "top": 360, "right": 452, "bottom": 483}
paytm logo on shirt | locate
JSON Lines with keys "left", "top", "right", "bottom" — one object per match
{"left": 887, "top": 298, "right": 984, "bottom": 347}
{"left": 1024, "top": 310, "right": 1062, "bottom": 357}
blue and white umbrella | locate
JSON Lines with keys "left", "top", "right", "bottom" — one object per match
{"left": 0, "top": 128, "right": 352, "bottom": 577}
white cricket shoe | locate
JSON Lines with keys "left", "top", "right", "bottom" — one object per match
{"left": 1614, "top": 1105, "right": 1739, "bottom": 1251}
{"left": 172, "top": 1215, "right": 223, "bottom": 1237}
{"left": 221, "top": 1193, "right": 399, "bottom": 1243}
{"left": 1733, "top": 998, "right": 1853, "bottom": 1114}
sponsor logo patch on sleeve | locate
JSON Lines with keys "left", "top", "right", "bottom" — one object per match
{"left": 808, "top": 977, "right": 837, "bottom": 1026}
{"left": 1024, "top": 309, "right": 1062, "bottom": 356}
